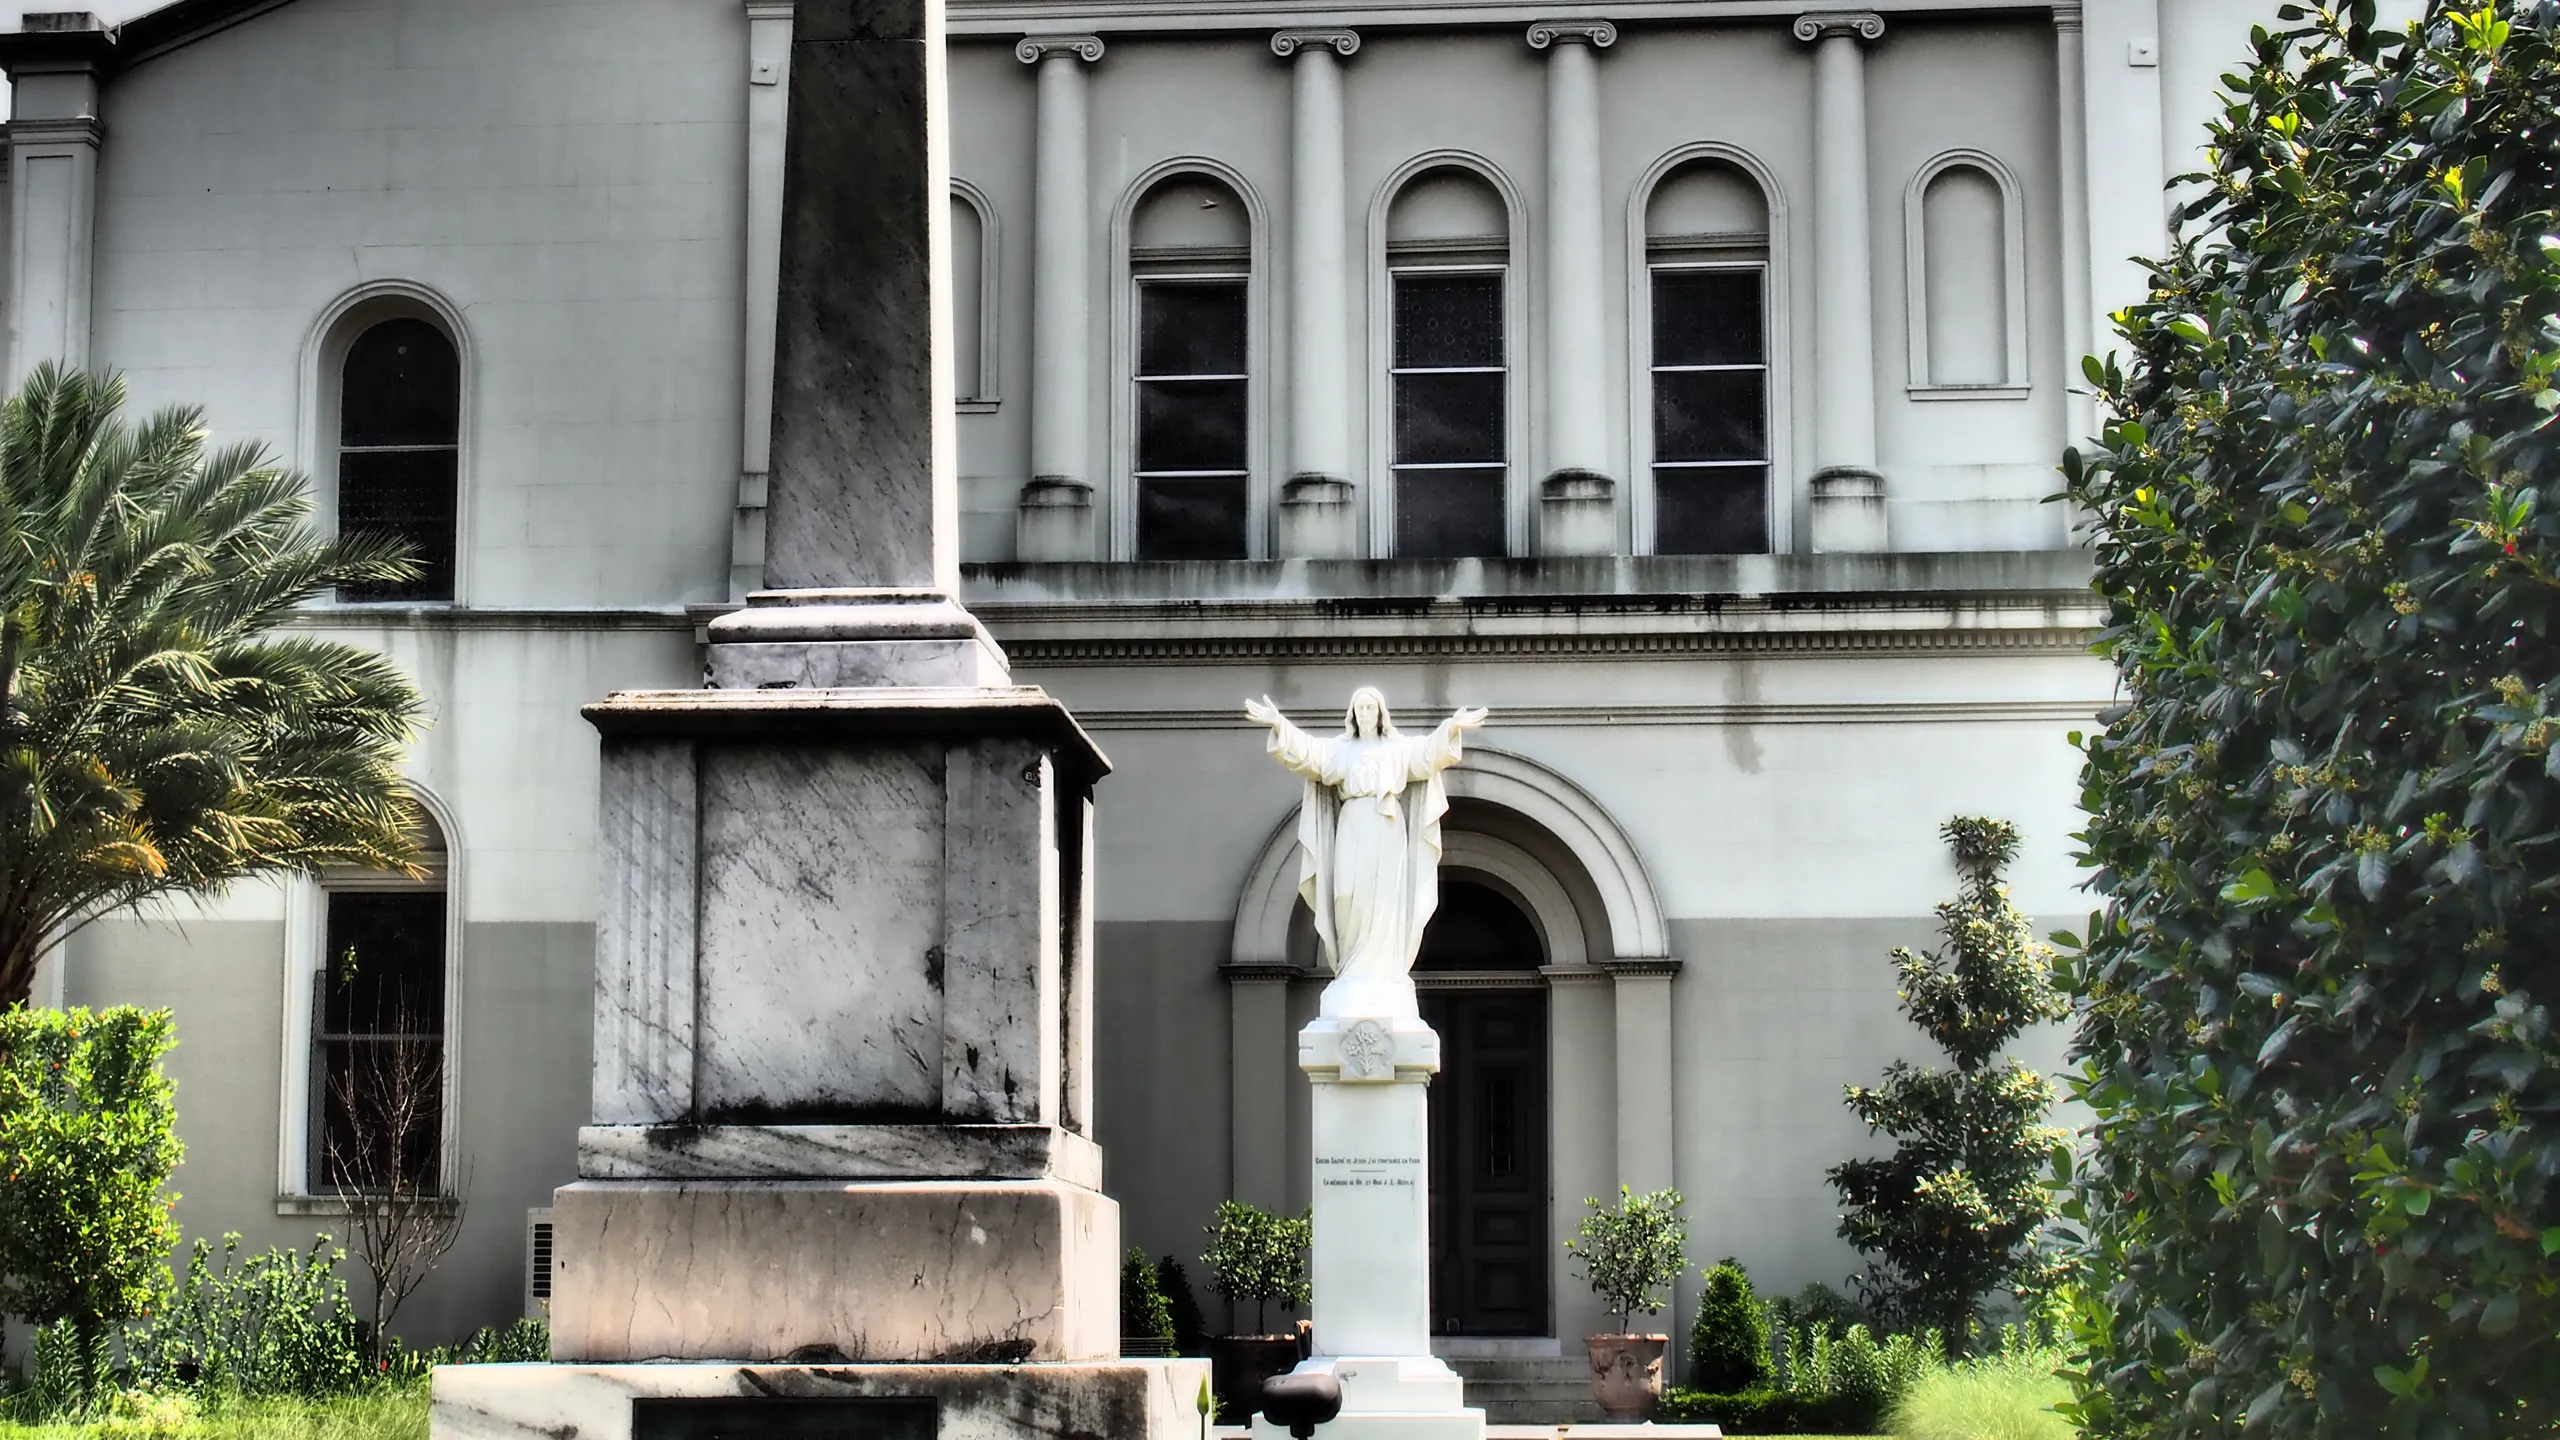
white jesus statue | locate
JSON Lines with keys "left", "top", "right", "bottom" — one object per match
{"left": 1245, "top": 688, "right": 1489, "bottom": 1018}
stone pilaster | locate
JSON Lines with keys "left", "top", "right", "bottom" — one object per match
{"left": 1015, "top": 34, "right": 1105, "bottom": 562}
{"left": 731, "top": 1, "right": 796, "bottom": 599}
{"left": 1601, "top": 958, "right": 1682, "bottom": 1199}
{"left": 1529, "top": 19, "right": 1619, "bottom": 558}
{"left": 1, "top": 14, "right": 110, "bottom": 388}
{"left": 1274, "top": 29, "right": 1362, "bottom": 560}
{"left": 1795, "top": 11, "right": 1889, "bottom": 554}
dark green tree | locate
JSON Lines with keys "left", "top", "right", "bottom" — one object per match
{"left": 1686, "top": 1257, "right": 1771, "bottom": 1392}
{"left": 2058, "top": 4, "right": 2560, "bottom": 1434}
{"left": 0, "top": 1006, "right": 183, "bottom": 1397}
{"left": 1829, "top": 818, "right": 2068, "bottom": 1354}
{"left": 1121, "top": 1247, "right": 1176, "bottom": 1346}
{"left": 1201, "top": 1201, "right": 1310, "bottom": 1335}
{"left": 0, "top": 366, "right": 427, "bottom": 1006}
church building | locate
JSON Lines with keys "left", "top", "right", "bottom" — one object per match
{"left": 0, "top": 0, "right": 2345, "bottom": 1410}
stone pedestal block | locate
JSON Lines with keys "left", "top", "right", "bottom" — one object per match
{"left": 1807, "top": 467, "right": 1889, "bottom": 553}
{"left": 1278, "top": 474, "right": 1359, "bottom": 559}
{"left": 435, "top": 1358, "right": 1212, "bottom": 1440}
{"left": 1538, "top": 471, "right": 1616, "bottom": 557}
{"left": 1300, "top": 1018, "right": 1439, "bottom": 1359}
{"left": 547, "top": 1179, "right": 1119, "bottom": 1364}
{"left": 1016, "top": 477, "right": 1096, "bottom": 561}
{"left": 704, "top": 589, "right": 1012, "bottom": 689}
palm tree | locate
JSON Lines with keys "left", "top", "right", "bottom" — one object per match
{"left": 0, "top": 365, "right": 428, "bottom": 1005}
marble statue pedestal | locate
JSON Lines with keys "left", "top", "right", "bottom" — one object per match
{"left": 434, "top": 1358, "right": 1212, "bottom": 1440}
{"left": 1252, "top": 1017, "right": 1486, "bottom": 1440}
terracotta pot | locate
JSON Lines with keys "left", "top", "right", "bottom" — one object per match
{"left": 1209, "top": 1334, "right": 1300, "bottom": 1422}
{"left": 1584, "top": 1333, "right": 1669, "bottom": 1421}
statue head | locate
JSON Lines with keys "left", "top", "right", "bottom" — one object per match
{"left": 1343, "top": 686, "right": 1400, "bottom": 740}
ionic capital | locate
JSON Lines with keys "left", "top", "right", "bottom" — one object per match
{"left": 1272, "top": 28, "right": 1360, "bottom": 58}
{"left": 1014, "top": 33, "right": 1105, "bottom": 64}
{"left": 1526, "top": 18, "right": 1618, "bottom": 49}
{"left": 1791, "top": 11, "right": 1885, "bottom": 42}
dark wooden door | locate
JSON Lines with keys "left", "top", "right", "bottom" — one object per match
{"left": 1423, "top": 987, "right": 1550, "bottom": 1335}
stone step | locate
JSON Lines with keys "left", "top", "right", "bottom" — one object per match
{"left": 1439, "top": 1353, "right": 1604, "bottom": 1426}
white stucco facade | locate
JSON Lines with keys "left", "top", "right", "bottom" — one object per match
{"left": 0, "top": 0, "right": 2397, "bottom": 1386}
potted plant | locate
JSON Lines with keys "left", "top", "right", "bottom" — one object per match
{"left": 1564, "top": 1186, "right": 1688, "bottom": 1420}
{"left": 1201, "top": 1201, "right": 1311, "bottom": 1421}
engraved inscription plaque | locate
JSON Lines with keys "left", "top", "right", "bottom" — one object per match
{"left": 633, "top": 1397, "right": 937, "bottom": 1440}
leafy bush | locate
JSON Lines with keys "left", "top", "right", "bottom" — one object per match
{"left": 1155, "top": 1257, "right": 1210, "bottom": 1356}
{"left": 1562, "top": 1186, "right": 1686, "bottom": 1333}
{"left": 1200, "top": 1202, "right": 1310, "bottom": 1335}
{"left": 126, "top": 1235, "right": 366, "bottom": 1398}
{"left": 2058, "top": 2, "right": 2560, "bottom": 1434}
{"left": 1120, "top": 1247, "right": 1175, "bottom": 1345}
{"left": 1661, "top": 1320, "right": 1938, "bottom": 1434}
{"left": 0, "top": 1008, "right": 183, "bottom": 1395}
{"left": 1767, "top": 1279, "right": 1874, "bottom": 1339}
{"left": 1829, "top": 819, "right": 2067, "bottom": 1354}
{"left": 1686, "top": 1258, "right": 1770, "bottom": 1392}
{"left": 1890, "top": 1340, "right": 2072, "bottom": 1440}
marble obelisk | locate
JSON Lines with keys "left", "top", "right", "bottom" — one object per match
{"left": 432, "top": 0, "right": 1206, "bottom": 1434}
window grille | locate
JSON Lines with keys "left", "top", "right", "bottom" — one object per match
{"left": 1649, "top": 265, "right": 1770, "bottom": 554}
{"left": 1133, "top": 277, "right": 1250, "bottom": 560}
{"left": 337, "top": 317, "right": 459, "bottom": 601}
{"left": 1391, "top": 270, "right": 1507, "bottom": 558}
{"left": 312, "top": 889, "right": 447, "bottom": 1195}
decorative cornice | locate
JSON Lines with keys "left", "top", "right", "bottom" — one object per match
{"left": 1271, "top": 27, "right": 1360, "bottom": 56}
{"left": 1014, "top": 32, "right": 1106, "bottom": 62}
{"left": 2049, "top": 2, "right": 2081, "bottom": 32}
{"left": 1527, "top": 17, "right": 1617, "bottom": 47}
{"left": 1067, "top": 699, "right": 2111, "bottom": 731}
{"left": 1219, "top": 961, "right": 1303, "bottom": 984}
{"left": 1540, "top": 964, "right": 1612, "bottom": 987}
{"left": 1600, "top": 958, "right": 1685, "bottom": 978}
{"left": 1791, "top": 10, "right": 1885, "bottom": 40}
{"left": 743, "top": 2, "right": 795, "bottom": 19}
{"left": 5, "top": 116, "right": 102, "bottom": 147}
{"left": 992, "top": 626, "right": 2100, "bottom": 667}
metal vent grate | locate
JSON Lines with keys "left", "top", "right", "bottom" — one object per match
{"left": 524, "top": 1207, "right": 556, "bottom": 1318}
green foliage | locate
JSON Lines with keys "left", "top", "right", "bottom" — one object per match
{"left": 1155, "top": 1257, "right": 1211, "bottom": 1356}
{"left": 1200, "top": 1202, "right": 1310, "bottom": 1334}
{"left": 0, "top": 1384, "right": 429, "bottom": 1439}
{"left": 1687, "top": 1258, "right": 1771, "bottom": 1392}
{"left": 124, "top": 1235, "right": 365, "bottom": 1398}
{"left": 0, "top": 365, "right": 428, "bottom": 1006}
{"left": 1769, "top": 1280, "right": 1876, "bottom": 1339}
{"left": 1562, "top": 1186, "right": 1687, "bottom": 1332}
{"left": 1829, "top": 818, "right": 2068, "bottom": 1353}
{"left": 1889, "top": 1338, "right": 2072, "bottom": 1440}
{"left": 1120, "top": 1247, "right": 1176, "bottom": 1345}
{"left": 0, "top": 1008, "right": 182, "bottom": 1394}
{"left": 1661, "top": 1320, "right": 1938, "bottom": 1435}
{"left": 2057, "top": 3, "right": 2560, "bottom": 1434}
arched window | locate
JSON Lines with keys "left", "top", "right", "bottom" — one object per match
{"left": 951, "top": 182, "right": 1000, "bottom": 407}
{"left": 1644, "top": 159, "right": 1771, "bottom": 555}
{"left": 1129, "top": 173, "right": 1252, "bottom": 560}
{"left": 336, "top": 315, "right": 460, "bottom": 602}
{"left": 1904, "top": 152, "right": 2028, "bottom": 395}
{"left": 1386, "top": 167, "right": 1511, "bottom": 559}
{"left": 311, "top": 807, "right": 450, "bottom": 1196}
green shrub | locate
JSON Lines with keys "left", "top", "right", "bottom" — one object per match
{"left": 1768, "top": 1280, "right": 1873, "bottom": 1339}
{"left": 1890, "top": 1343, "right": 2072, "bottom": 1440}
{"left": 1561, "top": 1186, "right": 1686, "bottom": 1333}
{"left": 1663, "top": 1320, "right": 1939, "bottom": 1435}
{"left": 2058, "top": 3, "right": 2560, "bottom": 1434}
{"left": 126, "top": 1234, "right": 366, "bottom": 1398}
{"left": 1155, "top": 1257, "right": 1210, "bottom": 1356}
{"left": 1686, "top": 1258, "right": 1770, "bottom": 1392}
{"left": 1200, "top": 1202, "right": 1310, "bottom": 1335}
{"left": 0, "top": 1008, "right": 183, "bottom": 1396}
{"left": 1120, "top": 1247, "right": 1175, "bottom": 1345}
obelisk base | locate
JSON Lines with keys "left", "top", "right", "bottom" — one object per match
{"left": 1273, "top": 1017, "right": 1485, "bottom": 1440}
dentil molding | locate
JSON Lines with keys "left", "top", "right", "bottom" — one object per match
{"left": 1526, "top": 17, "right": 1617, "bottom": 46}
{"left": 1014, "top": 33, "right": 1106, "bottom": 62}
{"left": 1791, "top": 10, "right": 1885, "bottom": 40}
{"left": 1272, "top": 27, "right": 1361, "bottom": 55}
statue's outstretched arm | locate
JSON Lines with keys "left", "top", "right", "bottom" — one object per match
{"left": 1414, "top": 705, "right": 1490, "bottom": 775}
{"left": 1246, "top": 696, "right": 1330, "bottom": 778}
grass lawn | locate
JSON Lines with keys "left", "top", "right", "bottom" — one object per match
{"left": 0, "top": 1389, "right": 426, "bottom": 1440}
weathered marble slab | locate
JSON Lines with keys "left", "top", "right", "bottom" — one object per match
{"left": 592, "top": 740, "right": 696, "bottom": 1125}
{"left": 696, "top": 744, "right": 947, "bottom": 1121}
{"left": 941, "top": 738, "right": 1059, "bottom": 1124}
{"left": 575, "top": 1123, "right": 1101, "bottom": 1188}
{"left": 545, "top": 1179, "right": 1117, "bottom": 1365}
{"left": 431, "top": 1358, "right": 1212, "bottom": 1440}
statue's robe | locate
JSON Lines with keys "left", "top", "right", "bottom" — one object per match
{"left": 1264, "top": 716, "right": 1469, "bottom": 989}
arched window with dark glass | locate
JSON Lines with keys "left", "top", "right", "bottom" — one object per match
{"left": 337, "top": 316, "right": 460, "bottom": 602}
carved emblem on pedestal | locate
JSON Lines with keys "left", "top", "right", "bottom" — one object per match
{"left": 1341, "top": 1019, "right": 1395, "bottom": 1080}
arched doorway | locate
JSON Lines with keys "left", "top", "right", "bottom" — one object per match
{"left": 1416, "top": 878, "right": 1549, "bottom": 1336}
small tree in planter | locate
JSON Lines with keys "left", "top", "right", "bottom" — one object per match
{"left": 1564, "top": 1186, "right": 1687, "bottom": 1419}
{"left": 1201, "top": 1201, "right": 1311, "bottom": 1419}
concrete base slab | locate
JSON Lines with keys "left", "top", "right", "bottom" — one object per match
{"left": 1249, "top": 1358, "right": 1485, "bottom": 1440}
{"left": 547, "top": 1179, "right": 1117, "bottom": 1364}
{"left": 433, "top": 1359, "right": 1213, "bottom": 1440}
